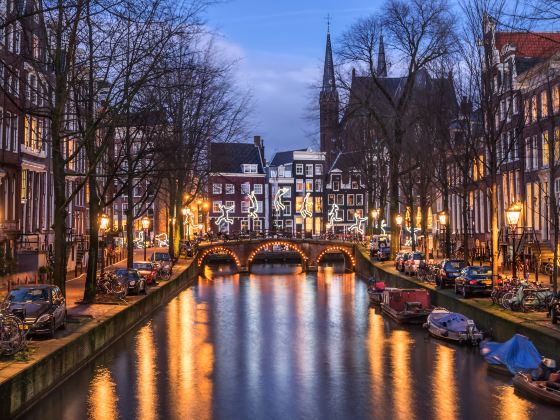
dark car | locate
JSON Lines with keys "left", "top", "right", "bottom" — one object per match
{"left": 132, "top": 261, "right": 158, "bottom": 285}
{"left": 3, "top": 285, "right": 66, "bottom": 337}
{"left": 150, "top": 252, "right": 172, "bottom": 268}
{"left": 114, "top": 268, "right": 147, "bottom": 295}
{"left": 404, "top": 252, "right": 425, "bottom": 276}
{"left": 454, "top": 266, "right": 493, "bottom": 298}
{"left": 436, "top": 259, "right": 467, "bottom": 288}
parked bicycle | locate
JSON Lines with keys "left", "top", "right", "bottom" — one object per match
{"left": 0, "top": 311, "right": 28, "bottom": 356}
{"left": 96, "top": 272, "right": 126, "bottom": 299}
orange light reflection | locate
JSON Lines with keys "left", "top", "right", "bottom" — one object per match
{"left": 136, "top": 322, "right": 157, "bottom": 420}
{"left": 87, "top": 367, "right": 118, "bottom": 420}
{"left": 390, "top": 330, "right": 415, "bottom": 420}
{"left": 432, "top": 345, "right": 457, "bottom": 420}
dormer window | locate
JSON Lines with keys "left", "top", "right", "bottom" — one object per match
{"left": 243, "top": 164, "right": 257, "bottom": 173}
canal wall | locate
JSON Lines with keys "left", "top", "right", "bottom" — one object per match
{"left": 355, "top": 249, "right": 560, "bottom": 358}
{"left": 0, "top": 260, "right": 199, "bottom": 419}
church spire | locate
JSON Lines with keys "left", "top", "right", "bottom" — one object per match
{"left": 377, "top": 33, "right": 387, "bottom": 77}
{"left": 322, "top": 26, "right": 336, "bottom": 93}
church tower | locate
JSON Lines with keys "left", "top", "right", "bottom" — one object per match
{"left": 319, "top": 26, "right": 339, "bottom": 169}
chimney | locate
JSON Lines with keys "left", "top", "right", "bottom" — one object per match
{"left": 254, "top": 135, "right": 265, "bottom": 165}
{"left": 253, "top": 135, "right": 261, "bottom": 148}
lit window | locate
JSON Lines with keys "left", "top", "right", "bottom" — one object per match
{"left": 212, "top": 184, "right": 222, "bottom": 194}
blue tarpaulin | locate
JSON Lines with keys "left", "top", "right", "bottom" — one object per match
{"left": 431, "top": 312, "right": 470, "bottom": 333}
{"left": 480, "top": 334, "right": 542, "bottom": 374}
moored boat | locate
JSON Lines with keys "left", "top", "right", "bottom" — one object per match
{"left": 367, "top": 278, "right": 388, "bottom": 305}
{"left": 423, "top": 307, "right": 483, "bottom": 345}
{"left": 480, "top": 334, "right": 542, "bottom": 376}
{"left": 513, "top": 372, "right": 560, "bottom": 406}
{"left": 380, "top": 288, "right": 430, "bottom": 324}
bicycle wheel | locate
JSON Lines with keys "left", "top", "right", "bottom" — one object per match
{"left": 0, "top": 316, "right": 26, "bottom": 356}
{"left": 111, "top": 281, "right": 127, "bottom": 299}
{"left": 501, "top": 292, "right": 514, "bottom": 310}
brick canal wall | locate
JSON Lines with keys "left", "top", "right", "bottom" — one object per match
{"left": 355, "top": 248, "right": 560, "bottom": 358}
{"left": 0, "top": 261, "right": 199, "bottom": 419}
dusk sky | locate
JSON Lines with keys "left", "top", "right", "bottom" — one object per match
{"left": 204, "top": 0, "right": 383, "bottom": 158}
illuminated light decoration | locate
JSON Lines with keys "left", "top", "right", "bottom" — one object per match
{"left": 328, "top": 203, "right": 343, "bottom": 226}
{"left": 215, "top": 204, "right": 234, "bottom": 226}
{"left": 273, "top": 187, "right": 289, "bottom": 213}
{"left": 380, "top": 219, "right": 387, "bottom": 234}
{"left": 247, "top": 191, "right": 259, "bottom": 220}
{"left": 247, "top": 241, "right": 308, "bottom": 265}
{"left": 197, "top": 246, "right": 241, "bottom": 267}
{"left": 348, "top": 214, "right": 368, "bottom": 235}
{"left": 300, "top": 193, "right": 313, "bottom": 219}
{"left": 316, "top": 246, "right": 356, "bottom": 268}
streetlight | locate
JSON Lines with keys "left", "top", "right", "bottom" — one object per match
{"left": 141, "top": 216, "right": 150, "bottom": 261}
{"left": 99, "top": 213, "right": 110, "bottom": 275}
{"left": 396, "top": 214, "right": 403, "bottom": 251}
{"left": 506, "top": 202, "right": 522, "bottom": 280}
{"left": 438, "top": 211, "right": 448, "bottom": 258}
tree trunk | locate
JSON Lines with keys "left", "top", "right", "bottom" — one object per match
{"left": 389, "top": 151, "right": 400, "bottom": 258}
{"left": 462, "top": 193, "right": 470, "bottom": 265}
{"left": 126, "top": 182, "right": 134, "bottom": 268}
{"left": 490, "top": 179, "right": 499, "bottom": 287}
{"left": 83, "top": 177, "right": 99, "bottom": 303}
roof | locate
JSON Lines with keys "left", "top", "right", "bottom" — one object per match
{"left": 270, "top": 149, "right": 306, "bottom": 166}
{"left": 330, "top": 151, "right": 363, "bottom": 172}
{"left": 495, "top": 32, "right": 560, "bottom": 58}
{"left": 209, "top": 142, "right": 264, "bottom": 174}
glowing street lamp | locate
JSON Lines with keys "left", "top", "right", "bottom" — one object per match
{"left": 438, "top": 211, "right": 448, "bottom": 258}
{"left": 141, "top": 216, "right": 150, "bottom": 260}
{"left": 506, "top": 202, "right": 522, "bottom": 280}
{"left": 99, "top": 213, "right": 110, "bottom": 231}
{"left": 438, "top": 211, "right": 448, "bottom": 226}
{"left": 99, "top": 213, "right": 110, "bottom": 275}
{"left": 396, "top": 214, "right": 403, "bottom": 251}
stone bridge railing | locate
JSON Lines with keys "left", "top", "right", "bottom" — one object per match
{"left": 196, "top": 238, "right": 359, "bottom": 272}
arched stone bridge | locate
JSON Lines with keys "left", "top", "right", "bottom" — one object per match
{"left": 196, "top": 238, "right": 358, "bottom": 273}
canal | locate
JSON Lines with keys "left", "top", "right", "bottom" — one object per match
{"left": 23, "top": 263, "right": 558, "bottom": 419}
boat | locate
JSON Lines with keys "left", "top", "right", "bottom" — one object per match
{"left": 480, "top": 334, "right": 542, "bottom": 375}
{"left": 380, "top": 288, "right": 431, "bottom": 324}
{"left": 513, "top": 372, "right": 560, "bottom": 406}
{"left": 367, "top": 278, "right": 388, "bottom": 305}
{"left": 423, "top": 308, "right": 484, "bottom": 345}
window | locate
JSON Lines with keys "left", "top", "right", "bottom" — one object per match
{"left": 225, "top": 184, "right": 235, "bottom": 194}
{"left": 336, "top": 194, "right": 344, "bottom": 205}
{"left": 134, "top": 183, "right": 142, "bottom": 197}
{"left": 253, "top": 219, "right": 262, "bottom": 231}
{"left": 315, "top": 197, "right": 322, "bottom": 212}
{"left": 295, "top": 164, "right": 303, "bottom": 175}
{"left": 212, "top": 183, "right": 222, "bottom": 194}
{"left": 351, "top": 180, "right": 359, "bottom": 189}
{"left": 257, "top": 201, "right": 263, "bottom": 213}
{"left": 241, "top": 219, "right": 249, "bottom": 232}
{"left": 241, "top": 182, "right": 250, "bottom": 194}
{"left": 284, "top": 187, "right": 291, "bottom": 198}
{"left": 305, "top": 164, "right": 313, "bottom": 176}
{"left": 212, "top": 201, "right": 222, "bottom": 213}
{"left": 328, "top": 194, "right": 335, "bottom": 205}
{"left": 543, "top": 132, "right": 550, "bottom": 167}
{"left": 347, "top": 209, "right": 355, "bottom": 221}
{"left": 532, "top": 136, "right": 539, "bottom": 169}
{"left": 333, "top": 180, "right": 340, "bottom": 191}
{"left": 32, "top": 35, "right": 39, "bottom": 59}
{"left": 296, "top": 179, "right": 304, "bottom": 192}
{"left": 284, "top": 203, "right": 291, "bottom": 216}
{"left": 305, "top": 179, "right": 313, "bottom": 192}
{"left": 285, "top": 220, "right": 293, "bottom": 232}
{"left": 542, "top": 90, "right": 549, "bottom": 118}
{"left": 270, "top": 168, "right": 277, "bottom": 178}
{"left": 241, "top": 201, "right": 249, "bottom": 213}
{"left": 243, "top": 164, "right": 257, "bottom": 173}
{"left": 254, "top": 184, "right": 263, "bottom": 194}
{"left": 531, "top": 96, "right": 538, "bottom": 121}
{"left": 525, "top": 138, "right": 532, "bottom": 170}
{"left": 122, "top": 203, "right": 128, "bottom": 214}
{"left": 554, "top": 85, "right": 560, "bottom": 113}
{"left": 347, "top": 194, "right": 354, "bottom": 206}
{"left": 315, "top": 164, "right": 322, "bottom": 175}
{"left": 225, "top": 200, "right": 235, "bottom": 210}
{"left": 314, "top": 179, "right": 322, "bottom": 192}
{"left": 356, "top": 194, "right": 364, "bottom": 205}
{"left": 278, "top": 166, "right": 285, "bottom": 177}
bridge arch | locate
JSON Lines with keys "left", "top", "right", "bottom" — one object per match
{"left": 315, "top": 245, "right": 356, "bottom": 270}
{"left": 247, "top": 240, "right": 308, "bottom": 267}
{"left": 197, "top": 246, "right": 241, "bottom": 268}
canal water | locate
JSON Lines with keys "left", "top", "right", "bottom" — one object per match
{"left": 23, "top": 263, "right": 558, "bottom": 419}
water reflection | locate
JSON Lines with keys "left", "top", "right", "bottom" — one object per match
{"left": 136, "top": 323, "right": 157, "bottom": 420}
{"left": 433, "top": 345, "right": 458, "bottom": 420}
{"left": 24, "top": 262, "right": 559, "bottom": 420}
{"left": 87, "top": 367, "right": 118, "bottom": 420}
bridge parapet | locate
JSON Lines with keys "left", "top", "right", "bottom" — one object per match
{"left": 196, "top": 238, "right": 358, "bottom": 273}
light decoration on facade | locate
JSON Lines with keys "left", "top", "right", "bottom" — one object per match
{"left": 316, "top": 246, "right": 356, "bottom": 268}
{"left": 380, "top": 219, "right": 387, "bottom": 234}
{"left": 328, "top": 203, "right": 343, "bottom": 226}
{"left": 215, "top": 204, "right": 234, "bottom": 226}
{"left": 197, "top": 246, "right": 240, "bottom": 267}
{"left": 247, "top": 241, "right": 308, "bottom": 265}
{"left": 247, "top": 191, "right": 259, "bottom": 220}
{"left": 300, "top": 192, "right": 313, "bottom": 219}
{"left": 348, "top": 213, "right": 368, "bottom": 235}
{"left": 273, "top": 187, "right": 289, "bottom": 213}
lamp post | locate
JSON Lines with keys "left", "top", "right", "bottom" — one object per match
{"left": 141, "top": 216, "right": 150, "bottom": 261}
{"left": 396, "top": 214, "right": 403, "bottom": 251}
{"left": 506, "top": 202, "right": 522, "bottom": 280}
{"left": 438, "top": 211, "right": 448, "bottom": 258}
{"left": 371, "top": 208, "right": 380, "bottom": 236}
{"left": 99, "top": 213, "right": 110, "bottom": 275}
{"left": 203, "top": 202, "right": 209, "bottom": 233}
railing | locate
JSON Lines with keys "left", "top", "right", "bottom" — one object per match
{"left": 198, "top": 230, "right": 366, "bottom": 245}
{"left": 0, "top": 221, "right": 19, "bottom": 232}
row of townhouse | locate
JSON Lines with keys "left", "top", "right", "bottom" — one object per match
{"left": 0, "top": 0, "right": 90, "bottom": 276}
{"left": 446, "top": 17, "right": 560, "bottom": 262}
{"left": 207, "top": 137, "right": 369, "bottom": 236}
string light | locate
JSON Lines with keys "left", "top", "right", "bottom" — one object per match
{"left": 316, "top": 246, "right": 356, "bottom": 268}
{"left": 215, "top": 204, "right": 234, "bottom": 226}
{"left": 348, "top": 213, "right": 368, "bottom": 235}
{"left": 299, "top": 192, "right": 313, "bottom": 219}
{"left": 247, "top": 241, "right": 308, "bottom": 264}
{"left": 273, "top": 187, "right": 289, "bottom": 213}
{"left": 247, "top": 191, "right": 259, "bottom": 220}
{"left": 328, "top": 203, "right": 343, "bottom": 226}
{"left": 197, "top": 246, "right": 241, "bottom": 267}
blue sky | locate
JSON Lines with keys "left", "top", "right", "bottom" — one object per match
{"left": 204, "top": 0, "right": 383, "bottom": 158}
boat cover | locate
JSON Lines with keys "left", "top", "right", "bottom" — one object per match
{"left": 430, "top": 312, "right": 471, "bottom": 333}
{"left": 481, "top": 334, "right": 541, "bottom": 374}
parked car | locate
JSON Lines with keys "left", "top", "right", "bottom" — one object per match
{"left": 132, "top": 261, "right": 158, "bottom": 285}
{"left": 404, "top": 252, "right": 425, "bottom": 276}
{"left": 396, "top": 252, "right": 410, "bottom": 271}
{"left": 394, "top": 252, "right": 405, "bottom": 269}
{"left": 2, "top": 285, "right": 66, "bottom": 337}
{"left": 114, "top": 269, "right": 147, "bottom": 295}
{"left": 454, "top": 266, "right": 493, "bottom": 298}
{"left": 436, "top": 259, "right": 467, "bottom": 288}
{"left": 150, "top": 252, "right": 172, "bottom": 269}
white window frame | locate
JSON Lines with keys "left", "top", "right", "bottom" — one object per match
{"left": 225, "top": 184, "right": 235, "bottom": 194}
{"left": 295, "top": 164, "right": 303, "bottom": 175}
{"left": 212, "top": 183, "right": 222, "bottom": 194}
{"left": 254, "top": 184, "right": 263, "bottom": 194}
